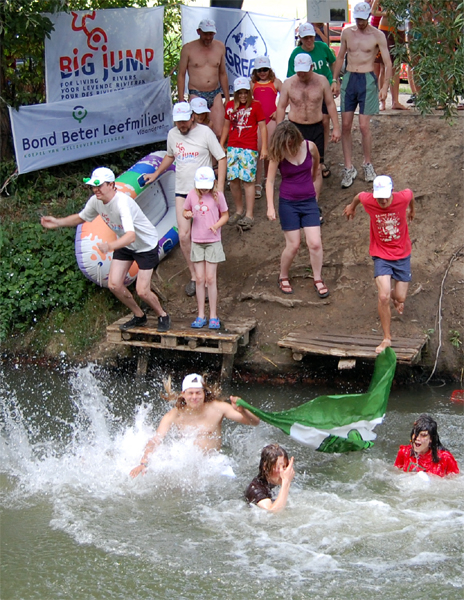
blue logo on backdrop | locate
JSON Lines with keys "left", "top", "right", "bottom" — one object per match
{"left": 225, "top": 14, "right": 268, "bottom": 85}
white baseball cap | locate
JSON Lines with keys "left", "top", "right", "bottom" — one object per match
{"left": 173, "top": 102, "right": 192, "bottom": 122}
{"left": 190, "top": 97, "right": 210, "bottom": 114}
{"left": 234, "top": 76, "right": 251, "bottom": 92}
{"left": 182, "top": 373, "right": 204, "bottom": 391}
{"left": 299, "top": 22, "right": 316, "bottom": 38}
{"left": 353, "top": 2, "right": 371, "bottom": 20}
{"left": 294, "top": 53, "right": 313, "bottom": 73}
{"left": 194, "top": 166, "right": 216, "bottom": 189}
{"left": 198, "top": 19, "right": 216, "bottom": 33}
{"left": 254, "top": 55, "right": 271, "bottom": 70}
{"left": 373, "top": 175, "right": 393, "bottom": 198}
{"left": 84, "top": 167, "right": 115, "bottom": 186}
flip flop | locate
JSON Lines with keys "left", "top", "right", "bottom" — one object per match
{"left": 322, "top": 165, "right": 331, "bottom": 178}
{"left": 314, "top": 279, "right": 330, "bottom": 298}
{"left": 255, "top": 184, "right": 263, "bottom": 198}
{"left": 278, "top": 277, "right": 294, "bottom": 295}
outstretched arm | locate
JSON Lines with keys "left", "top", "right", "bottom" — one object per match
{"left": 41, "top": 214, "right": 84, "bottom": 229}
{"left": 343, "top": 193, "right": 362, "bottom": 219}
{"left": 143, "top": 154, "right": 175, "bottom": 185}
{"left": 129, "top": 409, "right": 176, "bottom": 478}
{"left": 257, "top": 457, "right": 295, "bottom": 513}
{"left": 226, "top": 396, "right": 260, "bottom": 426}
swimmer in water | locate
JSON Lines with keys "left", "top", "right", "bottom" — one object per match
{"left": 130, "top": 373, "right": 259, "bottom": 478}
{"left": 394, "top": 414, "right": 460, "bottom": 477}
{"left": 245, "top": 444, "right": 295, "bottom": 512}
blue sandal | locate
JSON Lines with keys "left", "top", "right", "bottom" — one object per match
{"left": 191, "top": 317, "right": 207, "bottom": 328}
{"left": 209, "top": 318, "right": 220, "bottom": 329}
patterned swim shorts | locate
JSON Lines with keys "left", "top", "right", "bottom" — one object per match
{"left": 226, "top": 147, "right": 258, "bottom": 182}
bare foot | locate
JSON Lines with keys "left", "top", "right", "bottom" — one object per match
{"left": 380, "top": 100, "right": 386, "bottom": 111}
{"left": 392, "top": 102, "right": 409, "bottom": 110}
{"left": 376, "top": 338, "right": 392, "bottom": 354}
{"left": 393, "top": 299, "right": 404, "bottom": 315}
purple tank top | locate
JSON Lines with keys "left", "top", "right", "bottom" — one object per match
{"left": 279, "top": 141, "right": 316, "bottom": 200}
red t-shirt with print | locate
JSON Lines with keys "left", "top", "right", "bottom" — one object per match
{"left": 224, "top": 100, "right": 265, "bottom": 151}
{"left": 359, "top": 189, "right": 413, "bottom": 260}
{"left": 394, "top": 445, "right": 460, "bottom": 477}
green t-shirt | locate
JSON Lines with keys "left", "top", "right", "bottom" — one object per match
{"left": 287, "top": 42, "right": 336, "bottom": 82}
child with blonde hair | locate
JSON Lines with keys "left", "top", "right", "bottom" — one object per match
{"left": 183, "top": 166, "right": 229, "bottom": 329}
{"left": 220, "top": 76, "right": 267, "bottom": 230}
{"left": 251, "top": 56, "right": 282, "bottom": 198}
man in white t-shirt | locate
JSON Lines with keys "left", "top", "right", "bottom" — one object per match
{"left": 144, "top": 102, "right": 226, "bottom": 297}
{"left": 41, "top": 167, "right": 170, "bottom": 332}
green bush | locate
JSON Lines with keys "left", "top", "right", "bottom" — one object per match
{"left": 0, "top": 220, "right": 92, "bottom": 340}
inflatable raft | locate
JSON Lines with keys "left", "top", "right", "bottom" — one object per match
{"left": 75, "top": 151, "right": 178, "bottom": 287}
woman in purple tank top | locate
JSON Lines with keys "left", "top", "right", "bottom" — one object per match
{"left": 265, "top": 121, "right": 329, "bottom": 297}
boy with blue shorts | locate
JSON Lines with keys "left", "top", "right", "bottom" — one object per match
{"left": 343, "top": 175, "right": 415, "bottom": 353}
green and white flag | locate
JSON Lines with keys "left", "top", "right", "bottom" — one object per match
{"left": 237, "top": 347, "right": 397, "bottom": 452}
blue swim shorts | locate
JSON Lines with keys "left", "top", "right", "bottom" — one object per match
{"left": 278, "top": 197, "right": 320, "bottom": 231}
{"left": 227, "top": 147, "right": 258, "bottom": 183}
{"left": 341, "top": 71, "right": 379, "bottom": 115}
{"left": 373, "top": 255, "right": 411, "bottom": 282}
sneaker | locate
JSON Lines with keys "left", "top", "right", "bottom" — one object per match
{"left": 119, "top": 313, "right": 147, "bottom": 331}
{"left": 341, "top": 166, "right": 357, "bottom": 188}
{"left": 363, "top": 163, "right": 376, "bottom": 183}
{"left": 185, "top": 280, "right": 196, "bottom": 297}
{"left": 157, "top": 314, "right": 171, "bottom": 332}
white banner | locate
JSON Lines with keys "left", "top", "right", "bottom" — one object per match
{"left": 9, "top": 79, "right": 173, "bottom": 175}
{"left": 181, "top": 6, "right": 296, "bottom": 92}
{"left": 45, "top": 7, "right": 164, "bottom": 103}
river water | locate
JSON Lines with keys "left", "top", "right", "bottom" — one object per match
{"left": 1, "top": 362, "right": 463, "bottom": 600}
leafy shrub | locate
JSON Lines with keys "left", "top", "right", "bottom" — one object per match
{"left": 0, "top": 220, "right": 92, "bottom": 340}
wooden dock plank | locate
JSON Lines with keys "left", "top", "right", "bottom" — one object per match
{"left": 278, "top": 330, "right": 428, "bottom": 365}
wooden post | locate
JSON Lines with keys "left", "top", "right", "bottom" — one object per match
{"left": 220, "top": 354, "right": 235, "bottom": 382}
{"left": 136, "top": 348, "right": 150, "bottom": 378}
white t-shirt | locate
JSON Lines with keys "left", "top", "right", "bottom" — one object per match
{"left": 79, "top": 190, "right": 158, "bottom": 253}
{"left": 166, "top": 123, "right": 225, "bottom": 194}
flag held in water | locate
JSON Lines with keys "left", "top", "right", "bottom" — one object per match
{"left": 237, "top": 347, "right": 397, "bottom": 452}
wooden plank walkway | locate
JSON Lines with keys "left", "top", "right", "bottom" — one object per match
{"left": 278, "top": 331, "right": 429, "bottom": 365}
{"left": 107, "top": 316, "right": 257, "bottom": 380}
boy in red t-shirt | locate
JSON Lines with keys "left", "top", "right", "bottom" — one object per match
{"left": 343, "top": 175, "right": 415, "bottom": 353}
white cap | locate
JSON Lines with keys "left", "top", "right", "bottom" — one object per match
{"left": 234, "top": 76, "right": 251, "bottom": 92}
{"left": 299, "top": 22, "right": 316, "bottom": 38}
{"left": 172, "top": 102, "right": 192, "bottom": 122}
{"left": 190, "top": 97, "right": 210, "bottom": 114}
{"left": 198, "top": 19, "right": 216, "bottom": 33}
{"left": 353, "top": 2, "right": 371, "bottom": 20}
{"left": 84, "top": 167, "right": 115, "bottom": 186}
{"left": 182, "top": 373, "right": 204, "bottom": 392}
{"left": 373, "top": 175, "right": 393, "bottom": 198}
{"left": 294, "top": 53, "right": 313, "bottom": 72}
{"left": 194, "top": 166, "right": 216, "bottom": 189}
{"left": 254, "top": 55, "right": 271, "bottom": 70}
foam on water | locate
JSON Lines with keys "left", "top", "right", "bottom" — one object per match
{"left": 1, "top": 364, "right": 464, "bottom": 599}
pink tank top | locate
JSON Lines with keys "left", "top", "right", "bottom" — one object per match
{"left": 252, "top": 81, "right": 278, "bottom": 124}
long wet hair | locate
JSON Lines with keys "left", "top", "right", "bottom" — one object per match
{"left": 161, "top": 374, "right": 221, "bottom": 410}
{"left": 410, "top": 414, "right": 447, "bottom": 463}
{"left": 268, "top": 121, "right": 304, "bottom": 164}
{"left": 258, "top": 444, "right": 289, "bottom": 481}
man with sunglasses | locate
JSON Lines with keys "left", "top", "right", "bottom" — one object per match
{"left": 40, "top": 167, "right": 170, "bottom": 332}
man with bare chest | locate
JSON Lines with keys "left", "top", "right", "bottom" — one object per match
{"left": 276, "top": 53, "right": 340, "bottom": 198}
{"left": 332, "top": 2, "right": 392, "bottom": 188}
{"left": 178, "top": 19, "right": 230, "bottom": 138}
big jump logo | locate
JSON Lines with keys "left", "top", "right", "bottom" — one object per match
{"left": 59, "top": 11, "right": 155, "bottom": 85}
{"left": 225, "top": 13, "right": 268, "bottom": 83}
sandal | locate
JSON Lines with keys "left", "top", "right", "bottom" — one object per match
{"left": 322, "top": 165, "right": 331, "bottom": 178}
{"left": 237, "top": 215, "right": 254, "bottom": 228}
{"left": 191, "top": 317, "right": 207, "bottom": 328}
{"left": 255, "top": 184, "right": 263, "bottom": 198}
{"left": 314, "top": 280, "right": 330, "bottom": 298}
{"left": 278, "top": 277, "right": 294, "bottom": 295}
{"left": 208, "top": 318, "right": 221, "bottom": 329}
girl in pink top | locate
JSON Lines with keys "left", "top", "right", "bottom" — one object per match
{"left": 251, "top": 56, "right": 282, "bottom": 199}
{"left": 183, "top": 167, "right": 229, "bottom": 329}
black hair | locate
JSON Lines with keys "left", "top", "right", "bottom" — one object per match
{"left": 410, "top": 414, "right": 447, "bottom": 463}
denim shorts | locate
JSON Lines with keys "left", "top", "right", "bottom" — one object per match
{"left": 373, "top": 255, "right": 411, "bottom": 282}
{"left": 278, "top": 196, "right": 320, "bottom": 231}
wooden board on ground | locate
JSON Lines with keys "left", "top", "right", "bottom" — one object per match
{"left": 107, "top": 315, "right": 257, "bottom": 380}
{"left": 278, "top": 331, "right": 429, "bottom": 365}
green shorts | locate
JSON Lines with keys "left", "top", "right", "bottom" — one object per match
{"left": 191, "top": 241, "right": 226, "bottom": 263}
{"left": 341, "top": 71, "right": 379, "bottom": 115}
